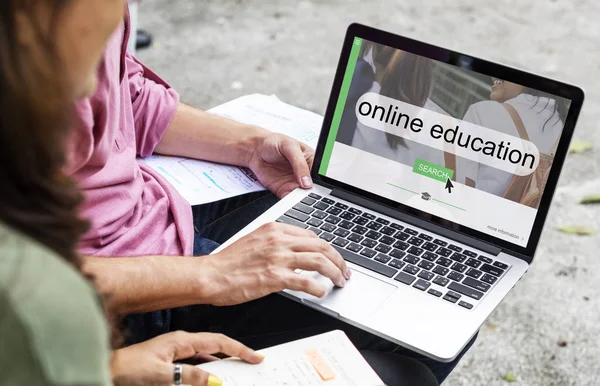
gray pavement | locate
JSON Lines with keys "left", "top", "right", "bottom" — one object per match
{"left": 138, "top": 1, "right": 600, "bottom": 384}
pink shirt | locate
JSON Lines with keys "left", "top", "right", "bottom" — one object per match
{"left": 68, "top": 18, "right": 194, "bottom": 257}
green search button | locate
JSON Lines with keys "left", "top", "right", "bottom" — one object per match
{"left": 413, "top": 158, "right": 454, "bottom": 183}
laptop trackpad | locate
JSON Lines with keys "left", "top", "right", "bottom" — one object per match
{"left": 299, "top": 270, "right": 397, "bottom": 320}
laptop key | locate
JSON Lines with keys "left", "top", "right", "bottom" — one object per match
{"left": 332, "top": 245, "right": 398, "bottom": 278}
{"left": 450, "top": 252, "right": 467, "bottom": 263}
{"left": 307, "top": 218, "right": 323, "bottom": 227}
{"left": 480, "top": 263, "right": 503, "bottom": 277}
{"left": 319, "top": 232, "right": 335, "bottom": 242}
{"left": 404, "top": 228, "right": 419, "bottom": 236}
{"left": 348, "top": 207, "right": 362, "bottom": 215}
{"left": 366, "top": 230, "right": 382, "bottom": 240}
{"left": 285, "top": 209, "right": 309, "bottom": 222}
{"left": 321, "top": 223, "right": 336, "bottom": 232}
{"left": 362, "top": 213, "right": 376, "bottom": 220}
{"left": 448, "top": 244, "right": 462, "bottom": 252}
{"left": 277, "top": 215, "right": 309, "bottom": 229}
{"left": 463, "top": 250, "right": 478, "bottom": 258}
{"left": 308, "top": 227, "right": 322, "bottom": 235}
{"left": 443, "top": 294, "right": 459, "bottom": 303}
{"left": 448, "top": 282, "right": 483, "bottom": 300}
{"left": 418, "top": 270, "right": 435, "bottom": 281}
{"left": 314, "top": 201, "right": 329, "bottom": 211}
{"left": 389, "top": 249, "right": 406, "bottom": 259}
{"left": 407, "top": 246, "right": 424, "bottom": 256}
{"left": 313, "top": 210, "right": 327, "bottom": 219}
{"left": 403, "top": 254, "right": 420, "bottom": 265}
{"left": 352, "top": 217, "right": 369, "bottom": 225}
{"left": 419, "top": 233, "right": 433, "bottom": 241}
{"left": 394, "top": 272, "right": 416, "bottom": 285}
{"left": 433, "top": 276, "right": 450, "bottom": 287}
{"left": 301, "top": 197, "right": 316, "bottom": 206}
{"left": 361, "top": 239, "right": 377, "bottom": 248}
{"left": 388, "top": 259, "right": 405, "bottom": 270}
{"left": 347, "top": 233, "right": 363, "bottom": 243}
{"left": 465, "top": 268, "right": 483, "bottom": 279}
{"left": 333, "top": 228, "right": 350, "bottom": 238}
{"left": 433, "top": 239, "right": 448, "bottom": 247}
{"left": 353, "top": 225, "right": 368, "bottom": 235}
{"left": 451, "top": 263, "right": 468, "bottom": 273}
{"left": 408, "top": 237, "right": 424, "bottom": 246}
{"left": 433, "top": 266, "right": 449, "bottom": 276}
{"left": 427, "top": 289, "right": 443, "bottom": 297}
{"left": 418, "top": 261, "right": 434, "bottom": 271}
{"left": 376, "top": 218, "right": 390, "bottom": 225}
{"left": 463, "top": 277, "right": 491, "bottom": 292}
{"left": 478, "top": 256, "right": 493, "bottom": 264}
{"left": 481, "top": 274, "right": 498, "bottom": 285}
{"left": 375, "top": 244, "right": 392, "bottom": 254}
{"left": 366, "top": 221, "right": 383, "bottom": 231}
{"left": 465, "top": 258, "right": 482, "bottom": 268}
{"left": 422, "top": 252, "right": 437, "bottom": 261}
{"left": 339, "top": 211, "right": 356, "bottom": 220}
{"left": 308, "top": 193, "right": 322, "bottom": 199}
{"left": 448, "top": 271, "right": 464, "bottom": 282}
{"left": 347, "top": 243, "right": 363, "bottom": 253}
{"left": 422, "top": 242, "right": 438, "bottom": 252}
{"left": 394, "top": 232, "right": 410, "bottom": 241}
{"left": 393, "top": 241, "right": 409, "bottom": 250}
{"left": 360, "top": 248, "right": 377, "bottom": 259}
{"left": 436, "top": 257, "right": 452, "bottom": 267}
{"left": 390, "top": 223, "right": 404, "bottom": 230}
{"left": 403, "top": 264, "right": 420, "bottom": 275}
{"left": 325, "top": 215, "right": 342, "bottom": 224}
{"left": 293, "top": 203, "right": 315, "bottom": 214}
{"left": 458, "top": 301, "right": 474, "bottom": 310}
{"left": 437, "top": 247, "right": 453, "bottom": 257}
{"left": 381, "top": 226, "right": 396, "bottom": 236}
{"left": 321, "top": 198, "right": 335, "bottom": 205}
{"left": 493, "top": 261, "right": 509, "bottom": 270}
{"left": 379, "top": 235, "right": 395, "bottom": 245}
{"left": 374, "top": 253, "right": 391, "bottom": 264}
{"left": 326, "top": 207, "right": 342, "bottom": 215}
{"left": 333, "top": 237, "right": 350, "bottom": 248}
{"left": 413, "top": 279, "right": 431, "bottom": 291}
{"left": 335, "top": 202, "right": 348, "bottom": 210}
{"left": 339, "top": 220, "right": 354, "bottom": 229}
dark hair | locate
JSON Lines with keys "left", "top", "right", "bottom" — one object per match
{"left": 1, "top": 0, "right": 121, "bottom": 347}
{"left": 370, "top": 44, "right": 434, "bottom": 148}
{"left": 523, "top": 88, "right": 569, "bottom": 132}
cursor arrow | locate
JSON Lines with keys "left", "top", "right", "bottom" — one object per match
{"left": 445, "top": 178, "right": 454, "bottom": 194}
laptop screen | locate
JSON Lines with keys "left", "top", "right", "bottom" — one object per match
{"left": 318, "top": 36, "right": 573, "bottom": 248}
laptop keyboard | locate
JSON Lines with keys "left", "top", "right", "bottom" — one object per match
{"left": 276, "top": 193, "right": 511, "bottom": 310}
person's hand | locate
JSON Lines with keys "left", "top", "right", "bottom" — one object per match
{"left": 111, "top": 331, "right": 264, "bottom": 386}
{"left": 202, "top": 222, "right": 351, "bottom": 306}
{"left": 247, "top": 133, "right": 315, "bottom": 198}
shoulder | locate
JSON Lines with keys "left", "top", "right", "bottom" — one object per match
{"left": 0, "top": 223, "right": 112, "bottom": 386}
{"left": 462, "top": 100, "right": 511, "bottom": 126}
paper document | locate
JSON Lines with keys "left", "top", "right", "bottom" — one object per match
{"left": 198, "top": 330, "right": 384, "bottom": 386}
{"left": 139, "top": 94, "right": 323, "bottom": 205}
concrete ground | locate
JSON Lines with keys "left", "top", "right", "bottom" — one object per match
{"left": 138, "top": 1, "right": 600, "bottom": 384}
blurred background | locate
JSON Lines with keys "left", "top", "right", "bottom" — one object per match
{"left": 136, "top": 1, "right": 600, "bottom": 385}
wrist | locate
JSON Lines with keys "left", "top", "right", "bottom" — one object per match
{"left": 241, "top": 124, "right": 269, "bottom": 168}
{"left": 191, "top": 253, "right": 229, "bottom": 306}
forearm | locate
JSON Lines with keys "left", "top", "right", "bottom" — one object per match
{"left": 82, "top": 255, "right": 216, "bottom": 315}
{"left": 154, "top": 103, "right": 269, "bottom": 166}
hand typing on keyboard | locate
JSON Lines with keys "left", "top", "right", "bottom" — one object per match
{"left": 203, "top": 222, "right": 351, "bottom": 306}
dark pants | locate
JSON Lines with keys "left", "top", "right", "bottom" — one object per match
{"left": 126, "top": 191, "right": 476, "bottom": 385}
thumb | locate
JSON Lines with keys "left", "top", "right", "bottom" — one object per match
{"left": 280, "top": 137, "right": 312, "bottom": 189}
{"left": 180, "top": 364, "right": 222, "bottom": 386}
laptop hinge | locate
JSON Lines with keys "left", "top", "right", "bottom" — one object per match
{"left": 331, "top": 188, "right": 501, "bottom": 256}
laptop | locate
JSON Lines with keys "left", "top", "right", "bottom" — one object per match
{"left": 213, "top": 23, "right": 584, "bottom": 362}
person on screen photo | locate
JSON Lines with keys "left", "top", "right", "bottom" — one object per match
{"left": 455, "top": 78, "right": 568, "bottom": 208}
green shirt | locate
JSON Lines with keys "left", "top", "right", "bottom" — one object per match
{"left": 0, "top": 221, "right": 112, "bottom": 385}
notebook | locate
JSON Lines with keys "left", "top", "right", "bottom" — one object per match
{"left": 197, "top": 330, "right": 384, "bottom": 386}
